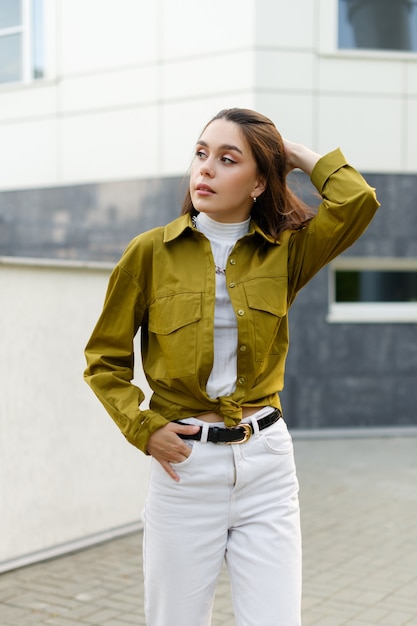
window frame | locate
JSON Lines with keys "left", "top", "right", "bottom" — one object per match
{"left": 0, "top": 0, "right": 45, "bottom": 86}
{"left": 328, "top": 258, "right": 417, "bottom": 323}
{"left": 319, "top": 0, "right": 417, "bottom": 60}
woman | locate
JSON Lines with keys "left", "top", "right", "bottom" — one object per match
{"left": 84, "top": 108, "right": 379, "bottom": 626}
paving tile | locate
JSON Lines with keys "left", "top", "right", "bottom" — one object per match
{"left": 0, "top": 436, "right": 416, "bottom": 624}
{"left": 377, "top": 612, "right": 417, "bottom": 626}
{"left": 351, "top": 606, "right": 390, "bottom": 622}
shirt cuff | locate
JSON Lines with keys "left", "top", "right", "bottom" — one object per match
{"left": 310, "top": 148, "right": 348, "bottom": 193}
{"left": 124, "top": 409, "right": 170, "bottom": 454}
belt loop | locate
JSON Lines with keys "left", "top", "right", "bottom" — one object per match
{"left": 249, "top": 415, "right": 260, "bottom": 437}
{"left": 200, "top": 423, "right": 209, "bottom": 443}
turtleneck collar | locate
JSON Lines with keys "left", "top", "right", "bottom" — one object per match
{"left": 195, "top": 211, "right": 250, "bottom": 242}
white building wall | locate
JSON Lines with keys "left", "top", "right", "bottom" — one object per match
{"left": 316, "top": 0, "right": 417, "bottom": 171}
{"left": 0, "top": 0, "right": 258, "bottom": 190}
{"left": 0, "top": 260, "right": 151, "bottom": 571}
{"left": 2, "top": 0, "right": 416, "bottom": 193}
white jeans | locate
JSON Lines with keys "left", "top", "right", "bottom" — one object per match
{"left": 143, "top": 412, "right": 302, "bottom": 626}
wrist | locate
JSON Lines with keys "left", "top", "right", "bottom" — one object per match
{"left": 285, "top": 141, "right": 322, "bottom": 176}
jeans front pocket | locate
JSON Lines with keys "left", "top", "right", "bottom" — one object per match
{"left": 261, "top": 418, "right": 293, "bottom": 455}
{"left": 171, "top": 440, "right": 196, "bottom": 468}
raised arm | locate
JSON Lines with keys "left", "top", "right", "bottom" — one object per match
{"left": 283, "top": 138, "right": 322, "bottom": 176}
{"left": 286, "top": 148, "right": 380, "bottom": 300}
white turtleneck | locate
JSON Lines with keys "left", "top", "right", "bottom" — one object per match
{"left": 195, "top": 212, "right": 250, "bottom": 399}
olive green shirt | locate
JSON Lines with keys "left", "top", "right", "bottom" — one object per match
{"left": 84, "top": 149, "right": 379, "bottom": 453}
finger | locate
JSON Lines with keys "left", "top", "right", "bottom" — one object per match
{"left": 170, "top": 423, "right": 201, "bottom": 436}
{"left": 165, "top": 441, "right": 192, "bottom": 463}
{"left": 178, "top": 445, "right": 191, "bottom": 460}
{"left": 160, "top": 459, "right": 180, "bottom": 482}
{"left": 171, "top": 426, "right": 199, "bottom": 456}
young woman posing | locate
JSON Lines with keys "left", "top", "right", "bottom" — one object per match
{"left": 84, "top": 108, "right": 379, "bottom": 626}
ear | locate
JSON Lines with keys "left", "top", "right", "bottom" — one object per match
{"left": 253, "top": 176, "right": 266, "bottom": 197}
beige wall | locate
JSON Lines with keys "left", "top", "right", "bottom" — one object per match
{"left": 0, "top": 260, "right": 151, "bottom": 571}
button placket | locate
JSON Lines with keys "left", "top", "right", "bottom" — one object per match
{"left": 228, "top": 251, "right": 248, "bottom": 390}
{"left": 229, "top": 257, "right": 247, "bottom": 387}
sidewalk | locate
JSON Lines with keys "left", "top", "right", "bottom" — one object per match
{"left": 1, "top": 433, "right": 416, "bottom": 625}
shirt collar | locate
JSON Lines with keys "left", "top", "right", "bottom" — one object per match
{"left": 163, "top": 213, "right": 283, "bottom": 245}
{"left": 163, "top": 214, "right": 194, "bottom": 242}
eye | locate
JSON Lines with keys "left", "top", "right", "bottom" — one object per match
{"left": 221, "top": 156, "right": 236, "bottom": 164}
{"left": 196, "top": 149, "right": 207, "bottom": 159}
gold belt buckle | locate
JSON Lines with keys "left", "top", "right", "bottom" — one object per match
{"left": 225, "top": 423, "right": 252, "bottom": 445}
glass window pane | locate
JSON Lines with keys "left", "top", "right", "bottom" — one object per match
{"left": 0, "top": 0, "right": 21, "bottom": 30}
{"left": 339, "top": 0, "right": 417, "bottom": 52}
{"left": 338, "top": 0, "right": 355, "bottom": 48}
{"left": 32, "top": 0, "right": 44, "bottom": 78}
{"left": 336, "top": 270, "right": 417, "bottom": 303}
{"left": 0, "top": 33, "right": 22, "bottom": 83}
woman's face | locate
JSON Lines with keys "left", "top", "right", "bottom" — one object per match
{"left": 189, "top": 119, "right": 265, "bottom": 223}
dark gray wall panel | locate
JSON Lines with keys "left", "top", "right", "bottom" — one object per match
{"left": 0, "top": 176, "right": 186, "bottom": 261}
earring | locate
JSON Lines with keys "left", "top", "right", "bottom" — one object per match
{"left": 253, "top": 196, "right": 257, "bottom": 203}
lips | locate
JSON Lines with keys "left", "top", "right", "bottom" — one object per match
{"left": 196, "top": 183, "right": 215, "bottom": 194}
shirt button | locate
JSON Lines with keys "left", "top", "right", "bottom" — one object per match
{"left": 238, "top": 377, "right": 246, "bottom": 385}
{"left": 240, "top": 345, "right": 247, "bottom": 352}
{"left": 237, "top": 309, "right": 245, "bottom": 316}
{"left": 229, "top": 282, "right": 235, "bottom": 288}
{"left": 230, "top": 259, "right": 236, "bottom": 265}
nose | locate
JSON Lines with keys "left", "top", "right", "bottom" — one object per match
{"left": 200, "top": 157, "right": 214, "bottom": 177}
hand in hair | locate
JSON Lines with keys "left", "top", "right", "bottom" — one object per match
{"left": 283, "top": 139, "right": 322, "bottom": 176}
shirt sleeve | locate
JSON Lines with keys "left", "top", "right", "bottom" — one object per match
{"left": 83, "top": 257, "right": 169, "bottom": 454}
{"left": 287, "top": 148, "right": 380, "bottom": 303}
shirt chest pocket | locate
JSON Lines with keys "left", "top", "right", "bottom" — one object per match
{"left": 146, "top": 292, "right": 202, "bottom": 379}
{"left": 243, "top": 277, "right": 288, "bottom": 361}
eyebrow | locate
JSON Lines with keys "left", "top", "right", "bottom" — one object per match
{"left": 197, "top": 140, "right": 243, "bottom": 155}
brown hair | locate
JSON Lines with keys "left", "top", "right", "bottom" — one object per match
{"left": 181, "top": 108, "right": 315, "bottom": 239}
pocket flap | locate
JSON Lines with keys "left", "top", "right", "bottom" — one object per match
{"left": 148, "top": 292, "right": 202, "bottom": 335}
{"left": 243, "top": 277, "right": 288, "bottom": 317}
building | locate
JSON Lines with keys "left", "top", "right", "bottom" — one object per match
{"left": 1, "top": 0, "right": 416, "bottom": 570}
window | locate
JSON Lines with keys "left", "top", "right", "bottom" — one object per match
{"left": 336, "top": 270, "right": 417, "bottom": 303}
{"left": 328, "top": 259, "right": 417, "bottom": 323}
{"left": 0, "top": 0, "right": 44, "bottom": 85}
{"left": 338, "top": 0, "right": 417, "bottom": 52}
